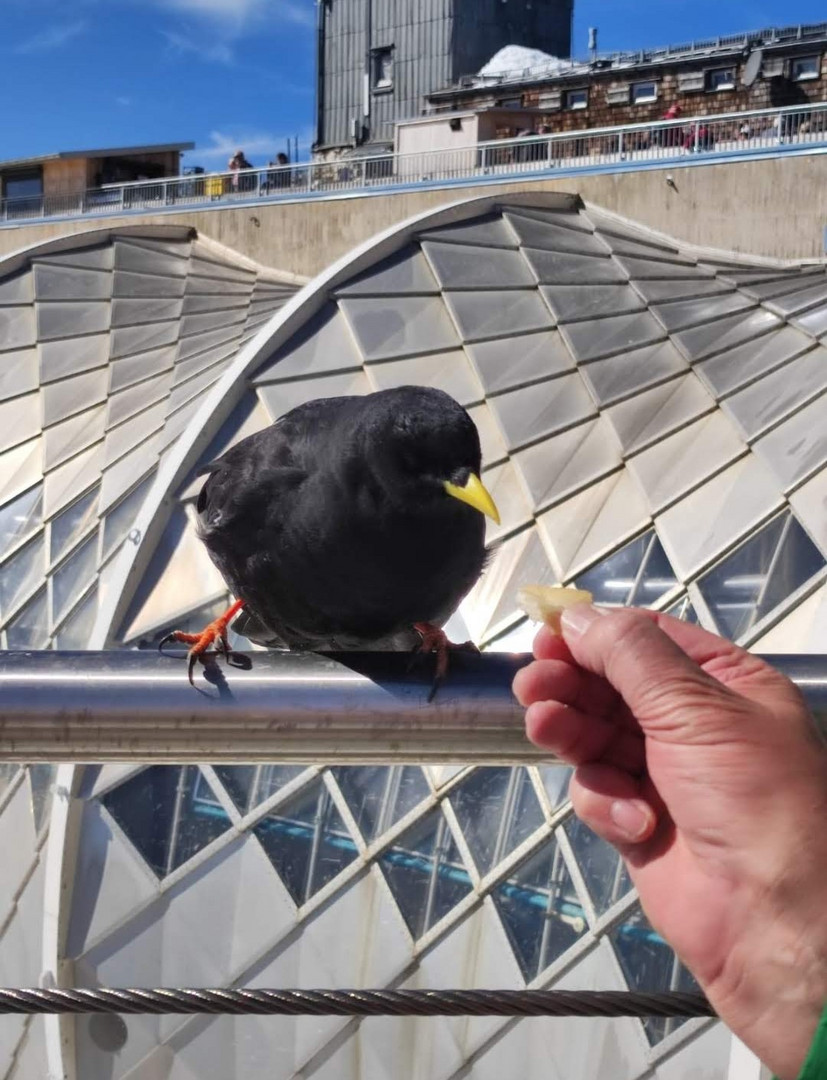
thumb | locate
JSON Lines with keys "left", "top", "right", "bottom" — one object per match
{"left": 559, "top": 606, "right": 760, "bottom": 744}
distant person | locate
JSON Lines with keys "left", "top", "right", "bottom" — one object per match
{"left": 228, "top": 149, "right": 253, "bottom": 192}
{"left": 272, "top": 151, "right": 291, "bottom": 189}
{"left": 657, "top": 103, "right": 682, "bottom": 148}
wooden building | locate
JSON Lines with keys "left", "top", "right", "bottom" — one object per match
{"left": 0, "top": 142, "right": 195, "bottom": 205}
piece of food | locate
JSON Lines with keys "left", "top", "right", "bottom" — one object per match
{"left": 517, "top": 585, "right": 594, "bottom": 634}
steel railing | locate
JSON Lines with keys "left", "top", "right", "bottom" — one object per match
{"left": 3, "top": 101, "right": 827, "bottom": 226}
{"left": 0, "top": 651, "right": 822, "bottom": 763}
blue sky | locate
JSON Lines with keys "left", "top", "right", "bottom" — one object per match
{"left": 2, "top": 0, "right": 825, "bottom": 169}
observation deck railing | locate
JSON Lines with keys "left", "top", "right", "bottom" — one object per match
{"left": 3, "top": 102, "right": 827, "bottom": 226}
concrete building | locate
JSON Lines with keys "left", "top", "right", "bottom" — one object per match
{"left": 1, "top": 189, "right": 826, "bottom": 1078}
{"left": 313, "top": 0, "right": 574, "bottom": 158}
{"left": 425, "top": 23, "right": 827, "bottom": 140}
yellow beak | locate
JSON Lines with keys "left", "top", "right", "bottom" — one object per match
{"left": 443, "top": 473, "right": 500, "bottom": 524}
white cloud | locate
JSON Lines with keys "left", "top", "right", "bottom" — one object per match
{"left": 116, "top": 96, "right": 133, "bottom": 106}
{"left": 160, "top": 27, "right": 234, "bottom": 64}
{"left": 193, "top": 126, "right": 314, "bottom": 166}
{"left": 151, "top": 0, "right": 313, "bottom": 31}
{"left": 15, "top": 20, "right": 87, "bottom": 54}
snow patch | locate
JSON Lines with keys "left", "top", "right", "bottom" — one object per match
{"left": 478, "top": 45, "right": 574, "bottom": 80}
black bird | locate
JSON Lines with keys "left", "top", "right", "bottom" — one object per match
{"left": 166, "top": 386, "right": 500, "bottom": 685}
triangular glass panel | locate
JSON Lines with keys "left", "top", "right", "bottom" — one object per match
{"left": 652, "top": 292, "right": 755, "bottom": 333}
{"left": 28, "top": 765, "right": 57, "bottom": 834}
{"left": 466, "top": 330, "right": 574, "bottom": 395}
{"left": 673, "top": 308, "right": 782, "bottom": 362}
{"left": 536, "top": 765, "right": 572, "bottom": 810}
{"left": 0, "top": 534, "right": 45, "bottom": 620}
{"left": 331, "top": 765, "right": 430, "bottom": 843}
{"left": 759, "top": 279, "right": 827, "bottom": 318}
{"left": 604, "top": 374, "right": 714, "bottom": 455}
{"left": 579, "top": 340, "right": 687, "bottom": 408}
{"left": 664, "top": 595, "right": 699, "bottom": 623}
{"left": 505, "top": 212, "right": 610, "bottom": 257}
{"left": 367, "top": 350, "right": 483, "bottom": 408}
{"left": 563, "top": 814, "right": 632, "bottom": 916}
{"left": 632, "top": 277, "right": 731, "bottom": 304}
{"left": 213, "top": 764, "right": 307, "bottom": 816}
{"left": 694, "top": 325, "right": 811, "bottom": 397}
{"left": 253, "top": 777, "right": 358, "bottom": 905}
{"left": 444, "top": 289, "right": 552, "bottom": 343}
{"left": 585, "top": 209, "right": 679, "bottom": 252}
{"left": 252, "top": 304, "right": 363, "bottom": 382}
{"left": 514, "top": 418, "right": 621, "bottom": 511}
{"left": 489, "top": 373, "right": 596, "bottom": 451}
{"left": 0, "top": 484, "right": 42, "bottom": 560}
{"left": 574, "top": 530, "right": 679, "bottom": 608}
{"left": 101, "top": 766, "right": 232, "bottom": 878}
{"left": 522, "top": 247, "right": 627, "bottom": 286}
{"left": 559, "top": 310, "right": 664, "bottom": 364}
{"left": 697, "top": 511, "right": 825, "bottom": 641}
{"left": 101, "top": 473, "right": 155, "bottom": 561}
{"left": 540, "top": 283, "right": 644, "bottom": 323}
{"left": 740, "top": 268, "right": 826, "bottom": 301}
{"left": 340, "top": 295, "right": 459, "bottom": 360}
{"left": 49, "top": 485, "right": 99, "bottom": 566}
{"left": 753, "top": 393, "right": 827, "bottom": 491}
{"left": 491, "top": 832, "right": 587, "bottom": 981}
{"left": 0, "top": 347, "right": 37, "bottom": 402}
{"left": 608, "top": 903, "right": 700, "bottom": 1045}
{"left": 54, "top": 586, "right": 99, "bottom": 648}
{"left": 52, "top": 534, "right": 98, "bottom": 625}
{"left": 0, "top": 765, "right": 20, "bottom": 799}
{"left": 5, "top": 589, "right": 48, "bottom": 648}
{"left": 482, "top": 528, "right": 558, "bottom": 642}
{"left": 613, "top": 254, "right": 713, "bottom": 281}
{"left": 448, "top": 767, "right": 544, "bottom": 875}
{"left": 379, "top": 808, "right": 472, "bottom": 939}
{"left": 723, "top": 346, "right": 827, "bottom": 440}
{"left": 336, "top": 246, "right": 439, "bottom": 297}
{"left": 792, "top": 304, "right": 827, "bottom": 339}
{"left": 422, "top": 241, "right": 536, "bottom": 290}
{"left": 500, "top": 205, "right": 594, "bottom": 234}
{"left": 419, "top": 214, "right": 518, "bottom": 249}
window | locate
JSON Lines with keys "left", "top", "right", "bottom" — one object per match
{"left": 371, "top": 45, "right": 393, "bottom": 91}
{"left": 565, "top": 88, "right": 588, "bottom": 110}
{"left": 791, "top": 55, "right": 820, "bottom": 81}
{"left": 607, "top": 85, "right": 631, "bottom": 105}
{"left": 632, "top": 80, "right": 658, "bottom": 104}
{"left": 677, "top": 70, "right": 705, "bottom": 92}
{"left": 706, "top": 66, "right": 735, "bottom": 91}
{"left": 2, "top": 167, "right": 43, "bottom": 201}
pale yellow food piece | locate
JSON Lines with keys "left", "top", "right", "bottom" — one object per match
{"left": 516, "top": 585, "right": 594, "bottom": 634}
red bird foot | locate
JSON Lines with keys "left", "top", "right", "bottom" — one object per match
{"left": 160, "top": 598, "right": 246, "bottom": 685}
{"left": 413, "top": 622, "right": 479, "bottom": 702}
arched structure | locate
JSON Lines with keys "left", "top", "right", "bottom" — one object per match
{"left": 1, "top": 193, "right": 826, "bottom": 1079}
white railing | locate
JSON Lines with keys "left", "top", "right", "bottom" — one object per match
{"left": 3, "top": 101, "right": 827, "bottom": 225}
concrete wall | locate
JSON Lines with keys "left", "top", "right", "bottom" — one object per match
{"left": 1, "top": 153, "right": 826, "bottom": 277}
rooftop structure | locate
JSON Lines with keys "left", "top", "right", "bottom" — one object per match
{"left": 314, "top": 0, "right": 574, "bottom": 158}
{"left": 1, "top": 191, "right": 826, "bottom": 1078}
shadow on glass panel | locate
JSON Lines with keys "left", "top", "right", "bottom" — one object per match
{"left": 575, "top": 530, "right": 678, "bottom": 608}
{"left": 0, "top": 535, "right": 45, "bottom": 622}
{"left": 101, "top": 472, "right": 156, "bottom": 561}
{"left": 101, "top": 766, "right": 232, "bottom": 878}
{"left": 253, "top": 778, "right": 358, "bottom": 906}
{"left": 609, "top": 902, "right": 700, "bottom": 1045}
{"left": 449, "top": 767, "right": 544, "bottom": 875}
{"left": 28, "top": 764, "right": 57, "bottom": 834}
{"left": 213, "top": 764, "right": 307, "bottom": 816}
{"left": 50, "top": 485, "right": 99, "bottom": 566}
{"left": 491, "top": 833, "right": 587, "bottom": 981}
{"left": 0, "top": 764, "right": 21, "bottom": 800}
{"left": 379, "top": 808, "right": 472, "bottom": 939}
{"left": 563, "top": 815, "right": 632, "bottom": 917}
{"left": 697, "top": 512, "right": 825, "bottom": 640}
{"left": 5, "top": 588, "right": 49, "bottom": 648}
{"left": 331, "top": 765, "right": 430, "bottom": 844}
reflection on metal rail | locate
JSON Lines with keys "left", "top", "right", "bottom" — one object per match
{"left": 0, "top": 651, "right": 822, "bottom": 764}
{"left": 0, "top": 987, "right": 714, "bottom": 1018}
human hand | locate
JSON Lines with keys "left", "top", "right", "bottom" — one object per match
{"left": 512, "top": 606, "right": 827, "bottom": 1080}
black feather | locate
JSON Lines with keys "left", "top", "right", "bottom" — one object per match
{"left": 196, "top": 386, "right": 488, "bottom": 650}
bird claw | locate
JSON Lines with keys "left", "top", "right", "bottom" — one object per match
{"left": 158, "top": 600, "right": 245, "bottom": 686}
{"left": 412, "top": 623, "right": 478, "bottom": 703}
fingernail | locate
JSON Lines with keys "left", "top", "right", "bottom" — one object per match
{"left": 561, "top": 603, "right": 608, "bottom": 639}
{"left": 610, "top": 799, "right": 652, "bottom": 841}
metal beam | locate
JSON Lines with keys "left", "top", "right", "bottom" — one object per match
{"left": 0, "top": 652, "right": 822, "bottom": 764}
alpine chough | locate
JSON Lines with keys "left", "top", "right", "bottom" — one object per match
{"left": 166, "top": 386, "right": 500, "bottom": 685}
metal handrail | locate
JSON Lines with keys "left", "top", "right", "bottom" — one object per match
{"left": 0, "top": 651, "right": 822, "bottom": 763}
{"left": 2, "top": 101, "right": 827, "bottom": 226}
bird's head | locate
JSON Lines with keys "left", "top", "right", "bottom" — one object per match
{"left": 363, "top": 387, "right": 500, "bottom": 525}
